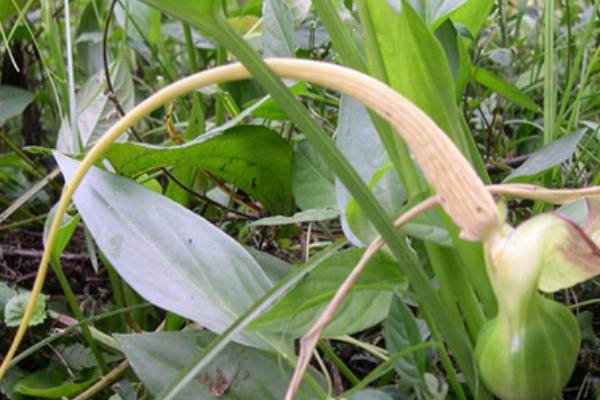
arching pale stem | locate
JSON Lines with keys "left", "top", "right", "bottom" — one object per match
{"left": 0, "top": 59, "right": 497, "bottom": 379}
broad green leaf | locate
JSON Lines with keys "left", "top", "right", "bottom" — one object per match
{"left": 14, "top": 363, "right": 99, "bottom": 399}
{"left": 292, "top": 140, "right": 336, "bottom": 210}
{"left": 384, "top": 291, "right": 427, "bottom": 385}
{"left": 262, "top": 0, "right": 295, "bottom": 57}
{"left": 4, "top": 291, "right": 47, "bottom": 328}
{"left": 250, "top": 248, "right": 407, "bottom": 336}
{"left": 504, "top": 130, "right": 586, "bottom": 182}
{"left": 249, "top": 208, "right": 339, "bottom": 226}
{"left": 105, "top": 126, "right": 294, "bottom": 214}
{"left": 54, "top": 153, "right": 274, "bottom": 348}
{"left": 116, "top": 331, "right": 323, "bottom": 399}
{"left": 473, "top": 67, "right": 540, "bottom": 112}
{"left": 0, "top": 85, "right": 34, "bottom": 127}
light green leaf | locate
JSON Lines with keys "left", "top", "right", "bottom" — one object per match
{"left": 249, "top": 208, "right": 339, "bottom": 226}
{"left": 116, "top": 331, "right": 324, "bottom": 399}
{"left": 4, "top": 291, "right": 47, "bottom": 328}
{"left": 262, "top": 0, "right": 296, "bottom": 57}
{"left": 105, "top": 126, "right": 294, "bottom": 214}
{"left": 250, "top": 248, "right": 407, "bottom": 336}
{"left": 0, "top": 85, "right": 34, "bottom": 127}
{"left": 54, "top": 153, "right": 273, "bottom": 348}
{"left": 473, "top": 67, "right": 540, "bottom": 112}
{"left": 292, "top": 140, "right": 336, "bottom": 210}
{"left": 14, "top": 363, "right": 99, "bottom": 399}
{"left": 365, "top": 0, "right": 469, "bottom": 154}
{"left": 504, "top": 130, "right": 586, "bottom": 182}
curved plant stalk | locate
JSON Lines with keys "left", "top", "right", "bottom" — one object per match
{"left": 0, "top": 58, "right": 501, "bottom": 380}
{"left": 286, "top": 184, "right": 600, "bottom": 400}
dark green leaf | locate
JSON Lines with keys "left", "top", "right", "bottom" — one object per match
{"left": 105, "top": 126, "right": 293, "bottom": 214}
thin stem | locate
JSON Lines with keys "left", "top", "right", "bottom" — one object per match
{"left": 63, "top": 0, "right": 80, "bottom": 151}
{"left": 543, "top": 0, "right": 556, "bottom": 144}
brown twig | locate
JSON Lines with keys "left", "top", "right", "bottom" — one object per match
{"left": 0, "top": 245, "right": 89, "bottom": 261}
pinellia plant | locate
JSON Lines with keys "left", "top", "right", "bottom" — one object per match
{"left": 2, "top": 1, "right": 600, "bottom": 400}
{"left": 4, "top": 59, "right": 600, "bottom": 400}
